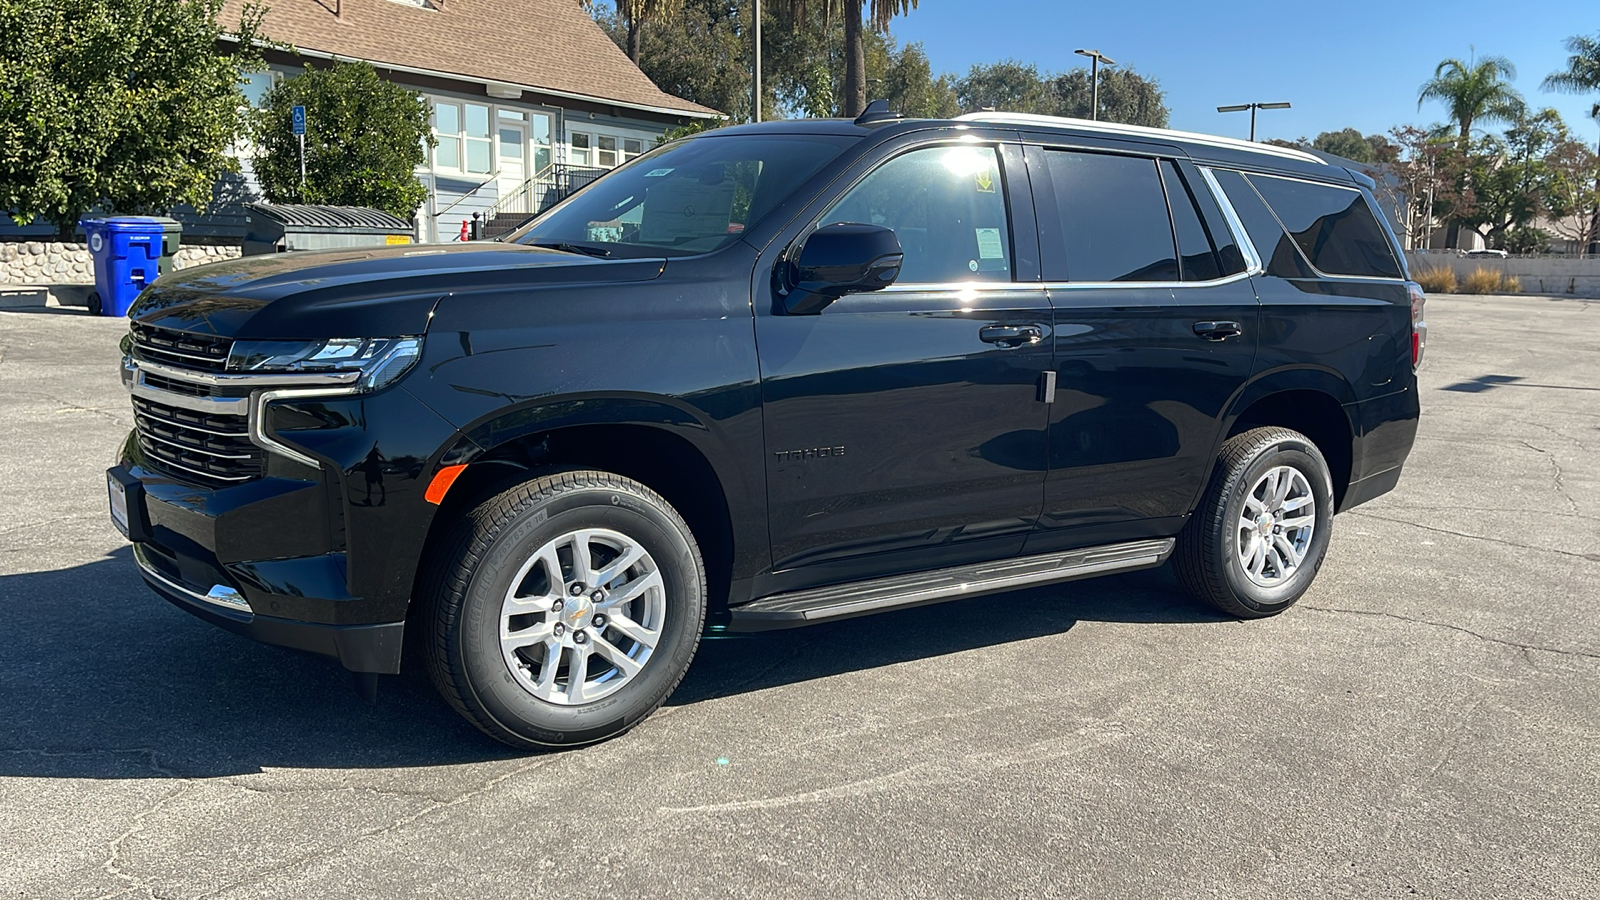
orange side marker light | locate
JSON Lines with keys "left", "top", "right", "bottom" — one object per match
{"left": 425, "top": 464, "right": 467, "bottom": 505}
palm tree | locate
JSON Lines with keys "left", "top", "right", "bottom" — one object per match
{"left": 789, "top": 0, "right": 919, "bottom": 118}
{"left": 1417, "top": 55, "right": 1525, "bottom": 145}
{"left": 1542, "top": 33, "right": 1600, "bottom": 97}
{"left": 616, "top": 0, "right": 682, "bottom": 64}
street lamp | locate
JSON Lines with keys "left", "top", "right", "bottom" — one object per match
{"left": 1216, "top": 101, "right": 1291, "bottom": 141}
{"left": 752, "top": 0, "right": 762, "bottom": 123}
{"left": 1074, "top": 49, "right": 1115, "bottom": 121}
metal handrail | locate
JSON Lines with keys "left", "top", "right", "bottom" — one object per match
{"left": 484, "top": 163, "right": 556, "bottom": 219}
{"left": 432, "top": 170, "right": 501, "bottom": 218}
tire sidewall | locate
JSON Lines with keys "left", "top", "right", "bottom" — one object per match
{"left": 456, "top": 483, "right": 703, "bottom": 746}
{"left": 1217, "top": 439, "right": 1334, "bottom": 614}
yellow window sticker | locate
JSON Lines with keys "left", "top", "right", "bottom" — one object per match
{"left": 976, "top": 171, "right": 996, "bottom": 193}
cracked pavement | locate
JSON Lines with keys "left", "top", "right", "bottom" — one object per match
{"left": 2, "top": 294, "right": 1597, "bottom": 898}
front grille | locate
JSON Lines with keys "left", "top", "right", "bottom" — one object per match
{"left": 131, "top": 323, "right": 232, "bottom": 373}
{"left": 133, "top": 396, "right": 263, "bottom": 486}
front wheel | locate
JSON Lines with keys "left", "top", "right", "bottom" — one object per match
{"left": 420, "top": 470, "right": 706, "bottom": 748}
{"left": 1174, "top": 427, "right": 1335, "bottom": 618}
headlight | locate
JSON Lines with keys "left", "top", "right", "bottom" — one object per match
{"left": 227, "top": 336, "right": 422, "bottom": 391}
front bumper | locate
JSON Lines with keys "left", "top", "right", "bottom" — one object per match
{"left": 117, "top": 460, "right": 408, "bottom": 674}
{"left": 133, "top": 542, "right": 404, "bottom": 673}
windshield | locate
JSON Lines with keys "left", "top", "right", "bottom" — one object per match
{"left": 510, "top": 133, "right": 857, "bottom": 256}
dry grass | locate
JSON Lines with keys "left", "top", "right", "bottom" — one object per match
{"left": 1414, "top": 266, "right": 1458, "bottom": 294}
{"left": 1461, "top": 266, "right": 1520, "bottom": 294}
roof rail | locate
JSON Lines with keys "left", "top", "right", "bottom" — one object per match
{"left": 953, "top": 112, "right": 1327, "bottom": 165}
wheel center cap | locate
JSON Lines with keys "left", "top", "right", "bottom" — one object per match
{"left": 1256, "top": 515, "right": 1273, "bottom": 534}
{"left": 564, "top": 596, "right": 592, "bottom": 625}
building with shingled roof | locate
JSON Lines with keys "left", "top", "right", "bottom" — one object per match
{"left": 220, "top": 0, "right": 720, "bottom": 242}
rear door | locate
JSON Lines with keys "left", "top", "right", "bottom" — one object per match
{"left": 753, "top": 139, "right": 1053, "bottom": 591}
{"left": 1023, "top": 142, "right": 1260, "bottom": 552}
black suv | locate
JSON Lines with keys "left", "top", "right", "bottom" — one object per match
{"left": 108, "top": 108, "right": 1424, "bottom": 748}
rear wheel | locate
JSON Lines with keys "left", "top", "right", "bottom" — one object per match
{"left": 1174, "top": 427, "right": 1335, "bottom": 618}
{"left": 421, "top": 470, "right": 705, "bottom": 748}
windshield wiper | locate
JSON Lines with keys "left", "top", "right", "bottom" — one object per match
{"left": 529, "top": 241, "right": 612, "bottom": 259}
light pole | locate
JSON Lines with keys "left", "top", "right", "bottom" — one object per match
{"left": 752, "top": 0, "right": 762, "bottom": 123}
{"left": 1216, "top": 101, "right": 1291, "bottom": 141}
{"left": 1074, "top": 49, "right": 1115, "bottom": 121}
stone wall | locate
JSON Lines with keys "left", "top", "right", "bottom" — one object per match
{"left": 1406, "top": 251, "right": 1600, "bottom": 298}
{"left": 0, "top": 241, "right": 241, "bottom": 285}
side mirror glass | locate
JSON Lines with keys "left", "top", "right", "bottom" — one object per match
{"left": 782, "top": 223, "right": 903, "bottom": 315}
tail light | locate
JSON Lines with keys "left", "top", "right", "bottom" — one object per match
{"left": 1408, "top": 282, "right": 1427, "bottom": 372}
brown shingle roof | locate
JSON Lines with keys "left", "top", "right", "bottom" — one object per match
{"left": 220, "top": 0, "right": 719, "bottom": 117}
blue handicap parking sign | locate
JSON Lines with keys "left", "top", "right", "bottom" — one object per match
{"left": 292, "top": 105, "right": 306, "bottom": 135}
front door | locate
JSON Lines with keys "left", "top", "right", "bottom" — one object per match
{"left": 496, "top": 119, "right": 528, "bottom": 199}
{"left": 755, "top": 142, "right": 1053, "bottom": 592}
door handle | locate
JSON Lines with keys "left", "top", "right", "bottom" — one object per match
{"left": 979, "top": 324, "right": 1042, "bottom": 347}
{"left": 1192, "top": 321, "right": 1242, "bottom": 341}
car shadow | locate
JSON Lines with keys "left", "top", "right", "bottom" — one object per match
{"left": 0, "top": 547, "right": 1223, "bottom": 779}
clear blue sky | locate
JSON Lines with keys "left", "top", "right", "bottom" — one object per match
{"left": 891, "top": 0, "right": 1599, "bottom": 145}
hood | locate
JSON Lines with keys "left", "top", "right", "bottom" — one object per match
{"left": 130, "top": 242, "right": 666, "bottom": 339}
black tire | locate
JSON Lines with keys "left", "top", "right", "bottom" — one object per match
{"left": 420, "top": 470, "right": 705, "bottom": 749}
{"left": 87, "top": 292, "right": 102, "bottom": 316}
{"left": 1174, "top": 427, "right": 1335, "bottom": 618}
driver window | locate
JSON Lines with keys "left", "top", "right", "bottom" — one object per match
{"left": 819, "top": 145, "right": 1011, "bottom": 284}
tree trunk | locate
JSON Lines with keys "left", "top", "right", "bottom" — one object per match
{"left": 843, "top": 0, "right": 866, "bottom": 118}
{"left": 627, "top": 18, "right": 642, "bottom": 64}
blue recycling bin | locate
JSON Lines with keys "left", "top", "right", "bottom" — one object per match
{"left": 80, "top": 217, "right": 180, "bottom": 316}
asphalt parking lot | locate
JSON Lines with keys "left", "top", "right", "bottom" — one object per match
{"left": 1, "top": 293, "right": 1596, "bottom": 899}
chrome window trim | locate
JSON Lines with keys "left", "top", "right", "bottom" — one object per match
{"left": 874, "top": 281, "right": 1040, "bottom": 295}
{"left": 1208, "top": 166, "right": 1408, "bottom": 284}
{"left": 1044, "top": 268, "right": 1256, "bottom": 292}
{"left": 134, "top": 546, "right": 253, "bottom": 613}
{"left": 1196, "top": 166, "right": 1266, "bottom": 276}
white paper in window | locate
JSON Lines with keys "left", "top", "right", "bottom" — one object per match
{"left": 640, "top": 176, "right": 737, "bottom": 244}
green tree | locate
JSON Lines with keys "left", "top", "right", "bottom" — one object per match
{"left": 253, "top": 61, "right": 433, "bottom": 218}
{"left": 598, "top": 0, "right": 753, "bottom": 120}
{"left": 0, "top": 0, "right": 263, "bottom": 234}
{"left": 1542, "top": 33, "right": 1600, "bottom": 97}
{"left": 616, "top": 0, "right": 683, "bottom": 64}
{"left": 957, "top": 60, "right": 1049, "bottom": 113}
{"left": 1044, "top": 68, "right": 1168, "bottom": 127}
{"left": 1457, "top": 109, "right": 1568, "bottom": 249}
{"left": 1417, "top": 54, "right": 1524, "bottom": 247}
{"left": 1303, "top": 128, "right": 1399, "bottom": 164}
{"left": 1417, "top": 54, "right": 1525, "bottom": 145}
{"left": 787, "top": 0, "right": 918, "bottom": 118}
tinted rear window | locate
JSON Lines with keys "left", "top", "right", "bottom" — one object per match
{"left": 1160, "top": 161, "right": 1222, "bottom": 282}
{"left": 1246, "top": 173, "right": 1402, "bottom": 279}
{"left": 1039, "top": 150, "right": 1177, "bottom": 282}
{"left": 1209, "top": 169, "right": 1316, "bottom": 279}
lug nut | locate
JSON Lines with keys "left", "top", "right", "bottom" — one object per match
{"left": 1273, "top": 525, "right": 1283, "bottom": 535}
{"left": 591, "top": 614, "right": 607, "bottom": 629}
{"left": 551, "top": 599, "right": 564, "bottom": 612}
{"left": 569, "top": 583, "right": 586, "bottom": 596}
{"left": 553, "top": 623, "right": 566, "bottom": 636}
{"left": 590, "top": 589, "right": 606, "bottom": 603}
{"left": 574, "top": 630, "right": 588, "bottom": 644}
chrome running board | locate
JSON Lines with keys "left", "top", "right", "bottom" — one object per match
{"left": 730, "top": 538, "right": 1175, "bottom": 631}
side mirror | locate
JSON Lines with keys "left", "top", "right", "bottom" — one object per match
{"left": 781, "top": 223, "right": 903, "bottom": 315}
